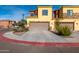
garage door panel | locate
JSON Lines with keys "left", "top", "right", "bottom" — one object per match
{"left": 29, "top": 22, "right": 49, "bottom": 31}
{"left": 60, "top": 22, "right": 74, "bottom": 31}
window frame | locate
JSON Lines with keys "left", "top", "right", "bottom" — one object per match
{"left": 42, "top": 10, "right": 48, "bottom": 16}
{"left": 67, "top": 10, "right": 73, "bottom": 16}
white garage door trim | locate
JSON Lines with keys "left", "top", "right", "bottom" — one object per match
{"left": 29, "top": 22, "right": 49, "bottom": 31}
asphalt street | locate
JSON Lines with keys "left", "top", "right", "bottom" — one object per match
{"left": 0, "top": 41, "right": 79, "bottom": 53}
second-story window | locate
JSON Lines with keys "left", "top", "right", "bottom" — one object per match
{"left": 67, "top": 10, "right": 73, "bottom": 16}
{"left": 42, "top": 10, "right": 48, "bottom": 16}
{"left": 31, "top": 13, "right": 36, "bottom": 16}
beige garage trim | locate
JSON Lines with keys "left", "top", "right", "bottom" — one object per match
{"left": 59, "top": 22, "right": 74, "bottom": 31}
{"left": 29, "top": 22, "right": 49, "bottom": 31}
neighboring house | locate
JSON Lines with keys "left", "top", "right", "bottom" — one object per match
{"left": 0, "top": 20, "right": 16, "bottom": 29}
{"left": 26, "top": 6, "right": 79, "bottom": 31}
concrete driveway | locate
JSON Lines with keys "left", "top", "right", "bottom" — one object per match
{"left": 64, "top": 31, "right": 79, "bottom": 42}
{"left": 0, "top": 31, "right": 79, "bottom": 53}
{"left": 4, "top": 30, "right": 68, "bottom": 43}
{"left": 3, "top": 30, "right": 79, "bottom": 47}
{"left": 1, "top": 30, "right": 79, "bottom": 52}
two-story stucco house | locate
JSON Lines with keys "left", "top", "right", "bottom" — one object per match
{"left": 26, "top": 6, "right": 79, "bottom": 31}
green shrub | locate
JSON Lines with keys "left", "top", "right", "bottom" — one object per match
{"left": 56, "top": 26, "right": 71, "bottom": 36}
{"left": 12, "top": 19, "right": 28, "bottom": 32}
{"left": 55, "top": 20, "right": 71, "bottom": 36}
{"left": 56, "top": 26, "right": 63, "bottom": 35}
{"left": 13, "top": 26, "right": 29, "bottom": 32}
{"left": 61, "top": 26, "right": 71, "bottom": 36}
{"left": 55, "top": 19, "right": 60, "bottom": 31}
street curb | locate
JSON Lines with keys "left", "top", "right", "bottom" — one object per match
{"left": 1, "top": 32, "right": 79, "bottom": 47}
{"left": 2, "top": 36, "right": 79, "bottom": 47}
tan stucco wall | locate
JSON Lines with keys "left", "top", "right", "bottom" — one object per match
{"left": 50, "top": 19, "right": 79, "bottom": 31}
{"left": 59, "top": 19, "right": 79, "bottom": 31}
{"left": 74, "top": 20, "right": 79, "bottom": 31}
{"left": 38, "top": 6, "right": 52, "bottom": 20}
{"left": 48, "top": 20, "right": 55, "bottom": 31}
{"left": 27, "top": 18, "right": 52, "bottom": 27}
{"left": 27, "top": 18, "right": 79, "bottom": 31}
{"left": 62, "top": 6, "right": 79, "bottom": 31}
{"left": 63, "top": 7, "right": 79, "bottom": 13}
{"left": 27, "top": 6, "right": 53, "bottom": 27}
{"left": 53, "top": 19, "right": 79, "bottom": 31}
{"left": 26, "top": 6, "right": 79, "bottom": 31}
{"left": 0, "top": 21, "right": 12, "bottom": 28}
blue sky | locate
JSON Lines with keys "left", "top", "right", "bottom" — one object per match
{"left": 0, "top": 5, "right": 61, "bottom": 21}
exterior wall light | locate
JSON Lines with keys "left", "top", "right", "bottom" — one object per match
{"left": 51, "top": 23, "right": 53, "bottom": 25}
{"left": 76, "top": 23, "right": 78, "bottom": 25}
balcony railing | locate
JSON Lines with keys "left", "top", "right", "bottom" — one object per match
{"left": 27, "top": 16, "right": 38, "bottom": 18}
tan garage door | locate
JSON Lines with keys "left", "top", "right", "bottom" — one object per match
{"left": 60, "top": 22, "right": 74, "bottom": 31}
{"left": 29, "top": 22, "right": 49, "bottom": 31}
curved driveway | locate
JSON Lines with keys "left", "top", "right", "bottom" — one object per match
{"left": 0, "top": 30, "right": 79, "bottom": 47}
{"left": 0, "top": 30, "right": 79, "bottom": 52}
{"left": 4, "top": 30, "right": 68, "bottom": 43}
